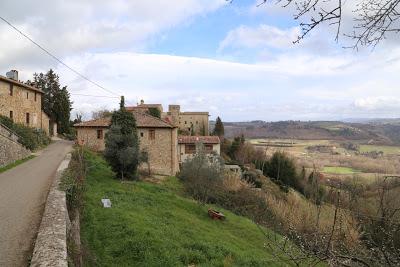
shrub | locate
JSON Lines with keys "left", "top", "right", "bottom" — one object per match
{"left": 0, "top": 115, "right": 51, "bottom": 150}
{"left": 242, "top": 169, "right": 263, "bottom": 188}
{"left": 178, "top": 144, "right": 224, "bottom": 203}
{"left": 264, "top": 151, "right": 303, "bottom": 192}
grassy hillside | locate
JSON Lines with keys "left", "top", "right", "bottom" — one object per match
{"left": 81, "top": 152, "right": 291, "bottom": 266}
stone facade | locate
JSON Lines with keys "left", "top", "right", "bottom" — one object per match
{"left": 162, "top": 105, "right": 209, "bottom": 135}
{"left": 177, "top": 136, "right": 220, "bottom": 164}
{"left": 0, "top": 75, "right": 49, "bottom": 134}
{"left": 138, "top": 127, "right": 178, "bottom": 176}
{"left": 74, "top": 113, "right": 179, "bottom": 176}
{"left": 0, "top": 124, "right": 30, "bottom": 167}
{"left": 76, "top": 127, "right": 107, "bottom": 151}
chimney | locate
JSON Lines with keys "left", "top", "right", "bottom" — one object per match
{"left": 6, "top": 70, "right": 18, "bottom": 81}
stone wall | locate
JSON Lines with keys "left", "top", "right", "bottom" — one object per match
{"left": 0, "top": 79, "right": 44, "bottom": 130}
{"left": 138, "top": 127, "right": 179, "bottom": 176}
{"left": 162, "top": 106, "right": 209, "bottom": 135}
{"left": 76, "top": 126, "right": 179, "bottom": 176}
{"left": 76, "top": 127, "right": 107, "bottom": 151}
{"left": 0, "top": 124, "right": 30, "bottom": 167}
{"left": 30, "top": 153, "right": 71, "bottom": 267}
{"left": 178, "top": 143, "right": 220, "bottom": 163}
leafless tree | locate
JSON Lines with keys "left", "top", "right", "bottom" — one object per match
{"left": 250, "top": 0, "right": 400, "bottom": 48}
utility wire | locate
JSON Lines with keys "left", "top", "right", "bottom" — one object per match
{"left": 0, "top": 15, "right": 121, "bottom": 97}
{"left": 70, "top": 93, "right": 120, "bottom": 99}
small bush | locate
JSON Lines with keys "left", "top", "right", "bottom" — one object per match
{"left": 178, "top": 143, "right": 224, "bottom": 203}
{"left": 0, "top": 115, "right": 51, "bottom": 150}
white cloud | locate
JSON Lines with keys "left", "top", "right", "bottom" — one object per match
{"left": 43, "top": 48, "right": 400, "bottom": 121}
{"left": 0, "top": 0, "right": 226, "bottom": 67}
{"left": 354, "top": 97, "right": 400, "bottom": 110}
{"left": 219, "top": 24, "right": 300, "bottom": 51}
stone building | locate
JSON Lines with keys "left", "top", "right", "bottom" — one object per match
{"left": 0, "top": 70, "right": 51, "bottom": 135}
{"left": 177, "top": 135, "right": 220, "bottom": 164}
{"left": 126, "top": 101, "right": 210, "bottom": 135}
{"left": 162, "top": 105, "right": 209, "bottom": 135}
{"left": 74, "top": 112, "right": 179, "bottom": 176}
{"left": 126, "top": 100, "right": 163, "bottom": 114}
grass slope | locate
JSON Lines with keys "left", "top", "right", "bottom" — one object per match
{"left": 81, "top": 152, "right": 288, "bottom": 267}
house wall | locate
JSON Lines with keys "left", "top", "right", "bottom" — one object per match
{"left": 178, "top": 143, "right": 220, "bottom": 163}
{"left": 76, "top": 126, "right": 179, "bottom": 176}
{"left": 162, "top": 105, "right": 209, "bottom": 135}
{"left": 138, "top": 127, "right": 179, "bottom": 176}
{"left": 76, "top": 127, "right": 107, "bottom": 151}
{"left": 41, "top": 111, "right": 50, "bottom": 136}
{"left": 0, "top": 80, "right": 45, "bottom": 131}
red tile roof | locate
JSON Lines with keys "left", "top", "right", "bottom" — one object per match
{"left": 178, "top": 136, "right": 220, "bottom": 144}
{"left": 74, "top": 112, "right": 174, "bottom": 128}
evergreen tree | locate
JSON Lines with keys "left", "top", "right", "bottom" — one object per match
{"left": 264, "top": 151, "right": 300, "bottom": 191}
{"left": 104, "top": 97, "right": 140, "bottom": 180}
{"left": 190, "top": 123, "right": 195, "bottom": 136}
{"left": 213, "top": 116, "right": 224, "bottom": 138}
{"left": 147, "top": 107, "right": 161, "bottom": 118}
{"left": 33, "top": 69, "right": 72, "bottom": 134}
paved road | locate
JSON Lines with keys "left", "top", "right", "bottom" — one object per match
{"left": 0, "top": 140, "right": 72, "bottom": 266}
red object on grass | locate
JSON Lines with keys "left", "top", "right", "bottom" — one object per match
{"left": 208, "top": 208, "right": 226, "bottom": 220}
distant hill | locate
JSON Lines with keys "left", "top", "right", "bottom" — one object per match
{"left": 210, "top": 120, "right": 400, "bottom": 145}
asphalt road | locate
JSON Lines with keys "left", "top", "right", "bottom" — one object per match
{"left": 0, "top": 140, "right": 72, "bottom": 266}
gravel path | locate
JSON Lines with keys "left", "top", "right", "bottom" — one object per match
{"left": 0, "top": 140, "right": 72, "bottom": 266}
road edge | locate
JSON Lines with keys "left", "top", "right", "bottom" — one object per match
{"left": 30, "top": 153, "right": 71, "bottom": 267}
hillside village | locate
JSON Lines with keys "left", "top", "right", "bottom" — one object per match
{"left": 1, "top": 1, "right": 400, "bottom": 266}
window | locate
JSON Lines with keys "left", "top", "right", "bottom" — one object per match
{"left": 26, "top": 113, "right": 30, "bottom": 125}
{"left": 205, "top": 144, "right": 213, "bottom": 153}
{"left": 184, "top": 121, "right": 187, "bottom": 124}
{"left": 140, "top": 132, "right": 144, "bottom": 137}
{"left": 9, "top": 84, "right": 13, "bottom": 96}
{"left": 97, "top": 129, "right": 103, "bottom": 139}
{"left": 34, "top": 92, "right": 37, "bottom": 102}
{"left": 185, "top": 144, "right": 196, "bottom": 154}
{"left": 26, "top": 92, "right": 29, "bottom": 99}
{"left": 196, "top": 121, "right": 198, "bottom": 124}
{"left": 149, "top": 129, "right": 155, "bottom": 140}
{"left": 9, "top": 111, "right": 13, "bottom": 120}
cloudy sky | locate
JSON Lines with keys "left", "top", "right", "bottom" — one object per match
{"left": 1, "top": 0, "right": 399, "bottom": 121}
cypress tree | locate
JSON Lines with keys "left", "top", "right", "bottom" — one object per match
{"left": 213, "top": 116, "right": 224, "bottom": 138}
{"left": 104, "top": 97, "right": 140, "bottom": 180}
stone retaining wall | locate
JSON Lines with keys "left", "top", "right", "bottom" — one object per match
{"left": 0, "top": 123, "right": 30, "bottom": 167}
{"left": 30, "top": 153, "right": 71, "bottom": 267}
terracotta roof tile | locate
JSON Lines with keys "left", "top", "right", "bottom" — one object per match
{"left": 178, "top": 136, "right": 220, "bottom": 144}
{"left": 74, "top": 111, "right": 174, "bottom": 128}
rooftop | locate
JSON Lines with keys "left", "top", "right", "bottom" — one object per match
{"left": 0, "top": 75, "right": 44, "bottom": 94}
{"left": 74, "top": 111, "right": 175, "bottom": 128}
{"left": 178, "top": 135, "right": 220, "bottom": 144}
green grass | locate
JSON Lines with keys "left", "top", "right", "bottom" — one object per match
{"left": 0, "top": 155, "right": 35, "bottom": 174}
{"left": 322, "top": 166, "right": 361, "bottom": 175}
{"left": 81, "top": 151, "right": 290, "bottom": 267}
{"left": 359, "top": 144, "right": 400, "bottom": 155}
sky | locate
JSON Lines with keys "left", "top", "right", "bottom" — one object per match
{"left": 0, "top": 0, "right": 399, "bottom": 121}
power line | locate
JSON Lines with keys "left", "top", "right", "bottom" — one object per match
{"left": 70, "top": 93, "right": 119, "bottom": 99}
{"left": 0, "top": 15, "right": 121, "bottom": 97}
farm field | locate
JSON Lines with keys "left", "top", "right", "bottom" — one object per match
{"left": 322, "top": 166, "right": 361, "bottom": 175}
{"left": 250, "top": 138, "right": 400, "bottom": 182}
{"left": 359, "top": 144, "right": 400, "bottom": 155}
